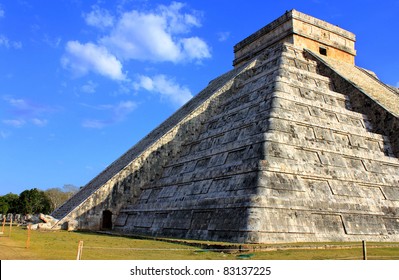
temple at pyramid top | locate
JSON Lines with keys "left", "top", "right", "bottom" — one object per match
{"left": 233, "top": 9, "right": 356, "bottom": 67}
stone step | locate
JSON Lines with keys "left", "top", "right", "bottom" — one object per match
{"left": 280, "top": 53, "right": 319, "bottom": 75}
{"left": 195, "top": 99, "right": 273, "bottom": 141}
{"left": 277, "top": 79, "right": 345, "bottom": 110}
{"left": 275, "top": 81, "right": 358, "bottom": 117}
{"left": 260, "top": 157, "right": 399, "bottom": 187}
{"left": 273, "top": 92, "right": 372, "bottom": 130}
{"left": 121, "top": 190, "right": 396, "bottom": 217}
{"left": 269, "top": 111, "right": 391, "bottom": 155}
{"left": 213, "top": 71, "right": 277, "bottom": 114}
{"left": 264, "top": 130, "right": 397, "bottom": 165}
{"left": 257, "top": 170, "right": 398, "bottom": 202}
{"left": 165, "top": 140, "right": 262, "bottom": 172}
{"left": 173, "top": 134, "right": 265, "bottom": 168}
{"left": 210, "top": 84, "right": 273, "bottom": 124}
{"left": 263, "top": 140, "right": 399, "bottom": 170}
{"left": 155, "top": 157, "right": 260, "bottom": 188}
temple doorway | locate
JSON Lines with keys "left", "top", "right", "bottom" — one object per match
{"left": 102, "top": 210, "right": 112, "bottom": 229}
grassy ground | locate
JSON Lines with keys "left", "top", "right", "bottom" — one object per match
{"left": 1, "top": 225, "right": 399, "bottom": 260}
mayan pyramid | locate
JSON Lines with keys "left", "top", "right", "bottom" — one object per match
{"left": 52, "top": 10, "right": 399, "bottom": 243}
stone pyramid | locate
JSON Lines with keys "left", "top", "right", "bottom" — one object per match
{"left": 52, "top": 10, "right": 399, "bottom": 243}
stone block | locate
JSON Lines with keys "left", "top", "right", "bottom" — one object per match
{"left": 342, "top": 215, "right": 388, "bottom": 235}
{"left": 314, "top": 127, "right": 334, "bottom": 142}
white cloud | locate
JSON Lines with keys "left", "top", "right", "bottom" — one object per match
{"left": 217, "top": 31, "right": 230, "bottom": 42}
{"left": 180, "top": 37, "right": 211, "bottom": 60}
{"left": 0, "top": 7, "right": 22, "bottom": 50}
{"left": 31, "top": 118, "right": 48, "bottom": 127}
{"left": 134, "top": 74, "right": 193, "bottom": 106}
{"left": 81, "top": 119, "right": 108, "bottom": 129}
{"left": 3, "top": 96, "right": 50, "bottom": 116}
{"left": 2, "top": 96, "right": 55, "bottom": 127}
{"left": 43, "top": 35, "right": 61, "bottom": 48}
{"left": 61, "top": 41, "right": 126, "bottom": 81}
{"left": 81, "top": 80, "right": 98, "bottom": 93}
{"left": 101, "top": 10, "right": 181, "bottom": 62}
{"left": 0, "top": 35, "right": 22, "bottom": 49}
{"left": 84, "top": 5, "right": 114, "bottom": 29}
{"left": 2, "top": 118, "right": 47, "bottom": 128}
{"left": 100, "top": 2, "right": 210, "bottom": 63}
{"left": 62, "top": 1, "right": 209, "bottom": 108}
{"left": 4, "top": 96, "right": 26, "bottom": 108}
{"left": 114, "top": 100, "right": 137, "bottom": 119}
{"left": 2, "top": 119, "right": 26, "bottom": 127}
{"left": 158, "top": 2, "right": 201, "bottom": 34}
{"left": 81, "top": 100, "right": 137, "bottom": 129}
{"left": 0, "top": 130, "right": 10, "bottom": 139}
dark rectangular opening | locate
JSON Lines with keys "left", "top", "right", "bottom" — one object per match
{"left": 319, "top": 47, "right": 327, "bottom": 56}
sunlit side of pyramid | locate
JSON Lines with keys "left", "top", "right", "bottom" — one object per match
{"left": 52, "top": 10, "right": 399, "bottom": 243}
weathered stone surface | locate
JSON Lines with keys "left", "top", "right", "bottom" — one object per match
{"left": 52, "top": 10, "right": 399, "bottom": 243}
{"left": 30, "top": 214, "right": 61, "bottom": 231}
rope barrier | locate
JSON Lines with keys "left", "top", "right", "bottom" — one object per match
{"left": 80, "top": 243, "right": 399, "bottom": 252}
{"left": 82, "top": 247, "right": 248, "bottom": 251}
{"left": 72, "top": 240, "right": 399, "bottom": 260}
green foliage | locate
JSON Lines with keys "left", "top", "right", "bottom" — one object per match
{"left": 0, "top": 196, "right": 9, "bottom": 215}
{"left": 0, "top": 185, "right": 78, "bottom": 215}
{"left": 18, "top": 188, "right": 52, "bottom": 215}
{"left": 1, "top": 193, "right": 20, "bottom": 213}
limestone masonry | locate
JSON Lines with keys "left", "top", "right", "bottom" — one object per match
{"left": 52, "top": 10, "right": 399, "bottom": 243}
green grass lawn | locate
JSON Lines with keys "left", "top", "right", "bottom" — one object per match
{"left": 1, "top": 225, "right": 399, "bottom": 260}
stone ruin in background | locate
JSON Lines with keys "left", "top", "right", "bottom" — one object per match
{"left": 0, "top": 213, "right": 64, "bottom": 230}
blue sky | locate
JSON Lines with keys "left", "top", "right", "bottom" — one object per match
{"left": 1, "top": 0, "right": 398, "bottom": 195}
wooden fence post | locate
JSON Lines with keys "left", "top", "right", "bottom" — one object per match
{"left": 362, "top": 240, "right": 367, "bottom": 260}
{"left": 9, "top": 216, "right": 12, "bottom": 237}
{"left": 1, "top": 216, "right": 5, "bottom": 234}
{"left": 76, "top": 240, "right": 84, "bottom": 260}
{"left": 26, "top": 224, "right": 31, "bottom": 249}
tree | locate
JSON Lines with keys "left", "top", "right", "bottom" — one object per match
{"left": 62, "top": 184, "right": 79, "bottom": 194}
{"left": 45, "top": 185, "right": 77, "bottom": 211}
{"left": 0, "top": 197, "right": 9, "bottom": 215}
{"left": 18, "top": 188, "right": 52, "bottom": 215}
{"left": 2, "top": 193, "right": 20, "bottom": 213}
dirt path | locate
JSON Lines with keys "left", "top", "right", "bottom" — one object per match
{"left": 0, "top": 235, "right": 38, "bottom": 260}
